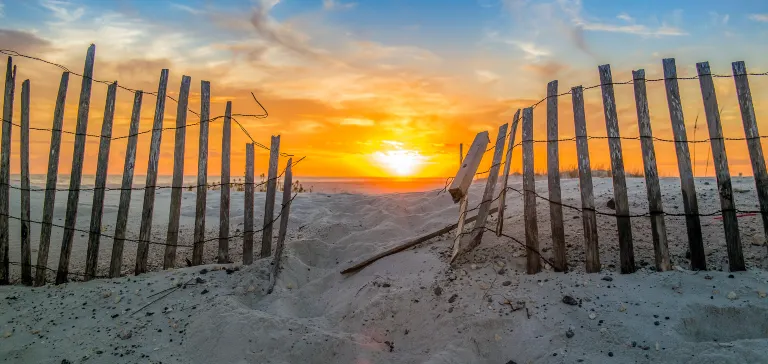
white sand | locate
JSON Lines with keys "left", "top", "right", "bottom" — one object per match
{"left": 1, "top": 177, "right": 768, "bottom": 363}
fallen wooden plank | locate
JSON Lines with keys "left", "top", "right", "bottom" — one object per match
{"left": 448, "top": 131, "right": 490, "bottom": 203}
{"left": 341, "top": 207, "right": 498, "bottom": 275}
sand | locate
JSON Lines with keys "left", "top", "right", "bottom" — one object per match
{"left": 1, "top": 177, "right": 768, "bottom": 363}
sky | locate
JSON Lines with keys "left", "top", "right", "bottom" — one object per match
{"left": 1, "top": 0, "right": 768, "bottom": 179}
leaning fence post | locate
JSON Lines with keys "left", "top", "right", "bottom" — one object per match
{"left": 20, "top": 79, "right": 31, "bottom": 285}
{"left": 192, "top": 81, "right": 210, "bottom": 266}
{"left": 452, "top": 145, "right": 470, "bottom": 261}
{"left": 110, "top": 91, "right": 142, "bottom": 278}
{"left": 260, "top": 135, "right": 280, "bottom": 258}
{"left": 496, "top": 109, "right": 521, "bottom": 236}
{"left": 56, "top": 44, "right": 95, "bottom": 284}
{"left": 135, "top": 69, "right": 169, "bottom": 275}
{"left": 662, "top": 58, "right": 706, "bottom": 270}
{"left": 244, "top": 143, "right": 255, "bottom": 264}
{"left": 35, "top": 71, "right": 68, "bottom": 286}
{"left": 546, "top": 81, "right": 566, "bottom": 271}
{"left": 84, "top": 81, "right": 117, "bottom": 280}
{"left": 218, "top": 101, "right": 232, "bottom": 263}
{"left": 697, "top": 61, "right": 744, "bottom": 271}
{"left": 0, "top": 58, "right": 15, "bottom": 285}
{"left": 732, "top": 61, "right": 768, "bottom": 255}
{"left": 522, "top": 107, "right": 540, "bottom": 274}
{"left": 268, "top": 158, "right": 293, "bottom": 294}
{"left": 632, "top": 69, "right": 671, "bottom": 272}
{"left": 448, "top": 132, "right": 490, "bottom": 203}
{"left": 163, "top": 75, "right": 191, "bottom": 269}
{"left": 598, "top": 64, "right": 635, "bottom": 274}
{"left": 572, "top": 86, "right": 600, "bottom": 273}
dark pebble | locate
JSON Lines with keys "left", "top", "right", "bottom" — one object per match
{"left": 448, "top": 294, "right": 458, "bottom": 303}
{"left": 566, "top": 329, "right": 575, "bottom": 338}
{"left": 608, "top": 352, "right": 614, "bottom": 357}
{"left": 195, "top": 277, "right": 206, "bottom": 284}
{"left": 382, "top": 283, "right": 391, "bottom": 288}
{"left": 728, "top": 274, "right": 734, "bottom": 278}
{"left": 199, "top": 269, "right": 208, "bottom": 274}
{"left": 201, "top": 289, "right": 209, "bottom": 295}
{"left": 654, "top": 321, "right": 660, "bottom": 326}
{"left": 562, "top": 295, "right": 578, "bottom": 306}
{"left": 434, "top": 286, "right": 443, "bottom": 296}
{"left": 502, "top": 281, "right": 512, "bottom": 286}
{"left": 601, "top": 276, "right": 613, "bottom": 282}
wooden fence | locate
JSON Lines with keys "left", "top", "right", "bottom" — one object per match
{"left": 0, "top": 44, "right": 297, "bottom": 286}
{"left": 450, "top": 59, "right": 768, "bottom": 274}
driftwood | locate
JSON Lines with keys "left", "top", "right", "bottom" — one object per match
{"left": 341, "top": 207, "right": 498, "bottom": 275}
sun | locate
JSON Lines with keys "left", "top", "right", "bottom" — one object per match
{"left": 372, "top": 149, "right": 426, "bottom": 176}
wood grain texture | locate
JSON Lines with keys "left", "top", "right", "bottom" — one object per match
{"left": 110, "top": 91, "right": 142, "bottom": 278}
{"left": 458, "top": 122, "right": 508, "bottom": 257}
{"left": 697, "top": 61, "right": 744, "bottom": 271}
{"left": 732, "top": 61, "right": 768, "bottom": 256}
{"left": 19, "top": 79, "right": 31, "bottom": 285}
{"left": 662, "top": 58, "right": 706, "bottom": 271}
{"left": 56, "top": 45, "right": 95, "bottom": 284}
{"left": 243, "top": 143, "right": 255, "bottom": 265}
{"left": 632, "top": 69, "right": 671, "bottom": 272}
{"left": 448, "top": 132, "right": 490, "bottom": 203}
{"left": 163, "top": 75, "right": 191, "bottom": 269}
{"left": 192, "top": 81, "right": 210, "bottom": 265}
{"left": 84, "top": 81, "right": 117, "bottom": 280}
{"left": 268, "top": 158, "right": 292, "bottom": 293}
{"left": 217, "top": 101, "right": 232, "bottom": 263}
{"left": 496, "top": 109, "right": 521, "bottom": 236}
{"left": 546, "top": 81, "right": 566, "bottom": 272}
{"left": 0, "top": 58, "right": 15, "bottom": 284}
{"left": 135, "top": 69, "right": 169, "bottom": 275}
{"left": 451, "top": 146, "right": 470, "bottom": 263}
{"left": 598, "top": 64, "right": 635, "bottom": 274}
{"left": 35, "top": 72, "right": 69, "bottom": 285}
{"left": 572, "top": 86, "right": 600, "bottom": 273}
{"left": 260, "top": 135, "right": 281, "bottom": 258}
{"left": 522, "top": 107, "right": 541, "bottom": 274}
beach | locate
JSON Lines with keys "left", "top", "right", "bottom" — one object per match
{"left": 1, "top": 176, "right": 767, "bottom": 363}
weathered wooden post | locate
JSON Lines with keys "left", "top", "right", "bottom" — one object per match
{"left": 218, "top": 101, "right": 232, "bottom": 263}
{"left": 522, "top": 107, "right": 540, "bottom": 274}
{"left": 20, "top": 79, "right": 31, "bottom": 285}
{"left": 135, "top": 69, "right": 169, "bottom": 275}
{"left": 0, "top": 58, "right": 15, "bottom": 285}
{"left": 631, "top": 69, "right": 671, "bottom": 271}
{"left": 598, "top": 64, "right": 635, "bottom": 274}
{"left": 732, "top": 61, "right": 768, "bottom": 255}
{"left": 572, "top": 86, "right": 600, "bottom": 273}
{"left": 662, "top": 58, "right": 706, "bottom": 270}
{"left": 453, "top": 146, "right": 469, "bottom": 260}
{"left": 260, "top": 135, "right": 280, "bottom": 258}
{"left": 164, "top": 75, "right": 191, "bottom": 269}
{"left": 110, "top": 91, "right": 142, "bottom": 278}
{"left": 35, "top": 72, "right": 69, "bottom": 285}
{"left": 243, "top": 143, "right": 255, "bottom": 264}
{"left": 496, "top": 109, "right": 521, "bottom": 236}
{"left": 697, "top": 61, "right": 744, "bottom": 271}
{"left": 546, "top": 81, "right": 566, "bottom": 271}
{"left": 56, "top": 44, "right": 95, "bottom": 284}
{"left": 84, "top": 81, "right": 117, "bottom": 280}
{"left": 192, "top": 81, "right": 210, "bottom": 265}
{"left": 449, "top": 131, "right": 490, "bottom": 262}
{"left": 268, "top": 158, "right": 293, "bottom": 293}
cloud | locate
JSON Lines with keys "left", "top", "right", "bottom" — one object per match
{"left": 617, "top": 12, "right": 633, "bottom": 22}
{"left": 340, "top": 118, "right": 375, "bottom": 126}
{"left": 40, "top": 0, "right": 85, "bottom": 23}
{"left": 170, "top": 3, "right": 203, "bottom": 15}
{"left": 506, "top": 40, "right": 550, "bottom": 60}
{"left": 323, "top": 0, "right": 356, "bottom": 10}
{"left": 475, "top": 69, "right": 499, "bottom": 84}
{"left": 521, "top": 61, "right": 568, "bottom": 78}
{"left": 0, "top": 29, "right": 52, "bottom": 53}
{"left": 557, "top": 0, "right": 687, "bottom": 37}
{"left": 749, "top": 14, "right": 768, "bottom": 22}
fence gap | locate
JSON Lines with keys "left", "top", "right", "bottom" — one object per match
{"left": 217, "top": 101, "right": 232, "bottom": 263}
{"left": 496, "top": 109, "right": 521, "bottom": 236}
{"left": 20, "top": 79, "right": 31, "bottom": 285}
{"left": 135, "top": 69, "right": 169, "bottom": 275}
{"left": 84, "top": 81, "right": 117, "bottom": 280}
{"left": 662, "top": 58, "right": 706, "bottom": 270}
{"left": 269, "top": 158, "right": 293, "bottom": 293}
{"left": 110, "top": 91, "right": 142, "bottom": 278}
{"left": 732, "top": 61, "right": 768, "bottom": 254}
{"left": 632, "top": 69, "right": 671, "bottom": 271}
{"left": 572, "top": 86, "right": 600, "bottom": 273}
{"left": 696, "top": 61, "right": 744, "bottom": 271}
{"left": 56, "top": 44, "right": 95, "bottom": 284}
{"left": 546, "top": 81, "right": 566, "bottom": 271}
{"left": 522, "top": 107, "right": 540, "bottom": 274}
{"left": 243, "top": 143, "right": 255, "bottom": 265}
{"left": 35, "top": 72, "right": 69, "bottom": 285}
{"left": 0, "top": 58, "right": 15, "bottom": 285}
{"left": 163, "top": 75, "right": 191, "bottom": 269}
{"left": 192, "top": 81, "right": 210, "bottom": 266}
{"left": 598, "top": 64, "right": 635, "bottom": 274}
{"left": 260, "top": 135, "right": 281, "bottom": 258}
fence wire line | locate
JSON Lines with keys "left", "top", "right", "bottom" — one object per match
{"left": 0, "top": 48, "right": 295, "bottom": 157}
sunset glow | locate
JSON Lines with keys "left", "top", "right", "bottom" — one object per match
{"left": 372, "top": 149, "right": 427, "bottom": 177}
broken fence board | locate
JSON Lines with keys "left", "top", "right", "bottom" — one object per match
{"left": 448, "top": 131, "right": 490, "bottom": 203}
